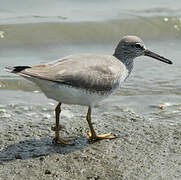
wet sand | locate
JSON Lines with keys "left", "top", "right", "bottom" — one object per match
{"left": 0, "top": 103, "right": 181, "bottom": 180}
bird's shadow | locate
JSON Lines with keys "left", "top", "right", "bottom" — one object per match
{"left": 0, "top": 136, "right": 89, "bottom": 163}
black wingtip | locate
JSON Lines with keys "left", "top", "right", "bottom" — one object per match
{"left": 5, "top": 66, "right": 31, "bottom": 73}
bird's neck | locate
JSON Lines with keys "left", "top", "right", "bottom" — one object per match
{"left": 113, "top": 52, "right": 134, "bottom": 75}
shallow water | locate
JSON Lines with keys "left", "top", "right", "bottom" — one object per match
{"left": 0, "top": 0, "right": 181, "bottom": 126}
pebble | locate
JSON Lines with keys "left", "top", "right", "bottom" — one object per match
{"left": 0, "top": 31, "right": 4, "bottom": 38}
{"left": 159, "top": 105, "right": 164, "bottom": 110}
{"left": 163, "top": 17, "right": 168, "bottom": 22}
{"left": 45, "top": 170, "right": 51, "bottom": 175}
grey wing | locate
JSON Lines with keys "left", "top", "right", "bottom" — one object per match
{"left": 56, "top": 65, "right": 121, "bottom": 92}
{"left": 20, "top": 54, "right": 125, "bottom": 92}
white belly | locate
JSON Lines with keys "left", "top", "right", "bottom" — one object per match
{"left": 28, "top": 78, "right": 111, "bottom": 107}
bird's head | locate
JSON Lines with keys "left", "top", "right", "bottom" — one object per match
{"left": 114, "top": 35, "right": 173, "bottom": 65}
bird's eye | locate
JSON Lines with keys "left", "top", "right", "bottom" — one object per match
{"left": 135, "top": 43, "right": 143, "bottom": 49}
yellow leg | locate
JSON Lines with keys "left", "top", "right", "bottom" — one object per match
{"left": 54, "top": 102, "right": 75, "bottom": 145}
{"left": 86, "top": 107, "right": 116, "bottom": 141}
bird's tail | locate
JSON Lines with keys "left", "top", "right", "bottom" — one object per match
{"left": 4, "top": 66, "right": 31, "bottom": 73}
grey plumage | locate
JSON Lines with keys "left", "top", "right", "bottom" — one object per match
{"left": 6, "top": 54, "right": 129, "bottom": 94}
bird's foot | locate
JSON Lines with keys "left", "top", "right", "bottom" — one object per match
{"left": 53, "top": 136, "right": 75, "bottom": 145}
{"left": 88, "top": 132, "right": 116, "bottom": 141}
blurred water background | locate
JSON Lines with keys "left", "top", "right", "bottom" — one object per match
{"left": 0, "top": 0, "right": 181, "bottom": 126}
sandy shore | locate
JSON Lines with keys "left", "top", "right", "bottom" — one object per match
{"left": 0, "top": 104, "right": 181, "bottom": 180}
